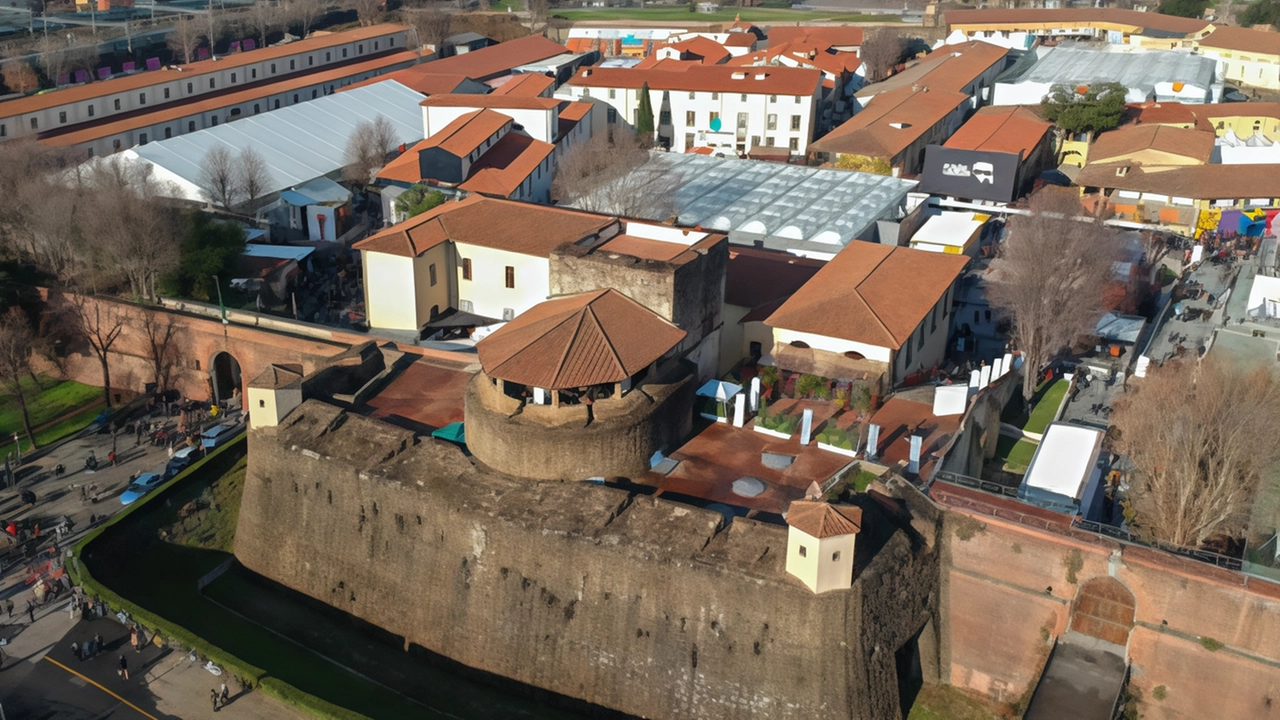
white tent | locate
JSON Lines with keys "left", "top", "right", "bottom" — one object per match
{"left": 696, "top": 379, "right": 743, "bottom": 401}
{"left": 109, "top": 80, "right": 426, "bottom": 205}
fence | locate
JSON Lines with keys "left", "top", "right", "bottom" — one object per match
{"left": 933, "top": 470, "right": 1019, "bottom": 498}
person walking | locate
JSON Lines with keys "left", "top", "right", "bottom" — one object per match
{"left": 118, "top": 655, "right": 128, "bottom": 680}
{"left": 211, "top": 688, "right": 220, "bottom": 712}
{"left": 219, "top": 682, "right": 229, "bottom": 707}
{"left": 27, "top": 599, "right": 34, "bottom": 623}
{"left": 5, "top": 598, "right": 13, "bottom": 618}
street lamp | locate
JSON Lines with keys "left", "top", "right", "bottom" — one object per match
{"left": 211, "top": 275, "right": 228, "bottom": 325}
{"left": 13, "top": 432, "right": 20, "bottom": 466}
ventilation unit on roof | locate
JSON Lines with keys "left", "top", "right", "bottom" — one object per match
{"left": 889, "top": 122, "right": 911, "bottom": 129}
{"left": 732, "top": 71, "right": 747, "bottom": 79}
{"left": 1116, "top": 166, "right": 1130, "bottom": 177}
{"left": 754, "top": 73, "right": 768, "bottom": 79}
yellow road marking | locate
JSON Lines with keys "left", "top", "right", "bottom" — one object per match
{"left": 42, "top": 655, "right": 160, "bottom": 720}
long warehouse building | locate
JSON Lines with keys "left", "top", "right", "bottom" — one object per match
{"left": 0, "top": 24, "right": 412, "bottom": 142}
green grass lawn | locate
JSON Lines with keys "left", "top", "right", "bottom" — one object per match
{"left": 0, "top": 375, "right": 103, "bottom": 453}
{"left": 553, "top": 7, "right": 897, "bottom": 22}
{"left": 995, "top": 435, "right": 1038, "bottom": 474}
{"left": 1025, "top": 379, "right": 1067, "bottom": 436}
{"left": 491, "top": 0, "right": 521, "bottom": 10}
{"left": 909, "top": 682, "right": 1008, "bottom": 720}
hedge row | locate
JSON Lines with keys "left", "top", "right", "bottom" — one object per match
{"left": 69, "top": 435, "right": 374, "bottom": 720}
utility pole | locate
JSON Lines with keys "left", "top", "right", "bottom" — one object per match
{"left": 208, "top": 0, "right": 215, "bottom": 55}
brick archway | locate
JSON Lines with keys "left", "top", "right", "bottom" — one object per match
{"left": 1069, "top": 577, "right": 1136, "bottom": 647}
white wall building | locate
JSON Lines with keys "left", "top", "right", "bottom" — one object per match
{"left": 784, "top": 500, "right": 862, "bottom": 594}
{"left": 992, "top": 44, "right": 1223, "bottom": 106}
{"left": 557, "top": 64, "right": 822, "bottom": 154}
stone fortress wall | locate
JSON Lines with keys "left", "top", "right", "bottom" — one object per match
{"left": 235, "top": 400, "right": 944, "bottom": 720}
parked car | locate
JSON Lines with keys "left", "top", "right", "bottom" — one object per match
{"left": 164, "top": 445, "right": 203, "bottom": 479}
{"left": 120, "top": 473, "right": 165, "bottom": 506}
{"left": 200, "top": 422, "right": 241, "bottom": 450}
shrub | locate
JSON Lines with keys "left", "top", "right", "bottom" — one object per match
{"left": 796, "top": 373, "right": 828, "bottom": 399}
{"left": 1153, "top": 685, "right": 1168, "bottom": 701}
{"left": 1199, "top": 636, "right": 1223, "bottom": 652}
{"left": 816, "top": 425, "right": 856, "bottom": 451}
{"left": 758, "top": 365, "right": 780, "bottom": 391}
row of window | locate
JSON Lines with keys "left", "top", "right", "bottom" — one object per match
{"left": 796, "top": 545, "right": 840, "bottom": 561}
{"left": 590, "top": 87, "right": 805, "bottom": 103}
{"left": 454, "top": 259, "right": 516, "bottom": 288}
{"left": 685, "top": 133, "right": 801, "bottom": 151}
{"left": 22, "top": 36, "right": 397, "bottom": 131}
{"left": 900, "top": 287, "right": 952, "bottom": 367}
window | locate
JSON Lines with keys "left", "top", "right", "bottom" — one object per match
{"left": 88, "top": 105, "right": 95, "bottom": 117}
{"left": 770, "top": 94, "right": 777, "bottom": 102}
{"left": 794, "top": 95, "right": 801, "bottom": 103}
{"left": 581, "top": 88, "right": 590, "bottom": 98}
{"left": 164, "top": 127, "right": 172, "bottom": 139}
{"left": 460, "top": 299, "right": 473, "bottom": 312}
{"left": 209, "top": 78, "right": 216, "bottom": 89}
{"left": 274, "top": 99, "right": 280, "bottom": 109}
{"left": 711, "top": 92, "right": 719, "bottom": 100}
{"left": 252, "top": 69, "right": 257, "bottom": 79}
{"left": 930, "top": 305, "right": 937, "bottom": 333}
{"left": 942, "top": 287, "right": 951, "bottom": 317}
{"left": 659, "top": 110, "right": 670, "bottom": 125}
{"left": 688, "top": 91, "right": 696, "bottom": 99}
{"left": 271, "top": 63, "right": 277, "bottom": 74}
{"left": 231, "top": 72, "right": 237, "bottom": 83}
{"left": 686, "top": 111, "right": 695, "bottom": 125}
{"left": 429, "top": 263, "right": 438, "bottom": 287}
{"left": 607, "top": 108, "right": 617, "bottom": 124}
{"left": 85, "top": 147, "right": 92, "bottom": 158}
{"left": 358, "top": 44, "right": 363, "bottom": 54}
{"left": 608, "top": 88, "right": 616, "bottom": 99}
{"left": 798, "top": 545, "right": 807, "bottom": 557}
{"left": 187, "top": 82, "right": 193, "bottom": 93}
{"left": 502, "top": 308, "right": 515, "bottom": 321}
{"left": 790, "top": 115, "right": 801, "bottom": 131}
{"left": 504, "top": 266, "right": 515, "bottom": 289}
{"left": 765, "top": 136, "right": 774, "bottom": 146}
{"left": 342, "top": 48, "right": 348, "bottom": 58}
{"left": 30, "top": 118, "right": 37, "bottom": 130}
{"left": 740, "top": 93, "right": 747, "bottom": 101}
{"left": 290, "top": 59, "right": 296, "bottom": 70}
{"left": 293, "top": 94, "right": 299, "bottom": 103}
{"left": 789, "top": 137, "right": 798, "bottom": 151}
{"left": 685, "top": 132, "right": 694, "bottom": 147}
{"left": 139, "top": 132, "right": 148, "bottom": 144}
{"left": 112, "top": 139, "right": 121, "bottom": 151}
{"left": 254, "top": 103, "right": 261, "bottom": 114}
{"left": 189, "top": 121, "right": 196, "bottom": 132}
{"left": 751, "top": 135, "right": 759, "bottom": 148}
{"left": 312, "top": 89, "right": 318, "bottom": 98}
{"left": 114, "top": 99, "right": 122, "bottom": 111}
{"left": 211, "top": 116, "right": 218, "bottom": 126}
{"left": 710, "top": 111, "right": 720, "bottom": 126}
{"left": 390, "top": 37, "right": 395, "bottom": 46}
{"left": 903, "top": 336, "right": 912, "bottom": 366}
{"left": 3, "top": 123, "right": 9, "bottom": 137}
{"left": 308, "top": 56, "right": 314, "bottom": 66}
{"left": 916, "top": 324, "right": 924, "bottom": 350}
{"left": 374, "top": 41, "right": 379, "bottom": 50}
{"left": 259, "top": 399, "right": 266, "bottom": 408}
{"left": 139, "top": 92, "right": 146, "bottom": 105}
{"left": 326, "top": 52, "right": 331, "bottom": 61}
{"left": 767, "top": 114, "right": 776, "bottom": 130}
{"left": 462, "top": 258, "right": 472, "bottom": 280}
{"left": 59, "top": 111, "right": 67, "bottom": 124}
{"left": 832, "top": 551, "right": 841, "bottom": 562}
{"left": 164, "top": 88, "right": 170, "bottom": 99}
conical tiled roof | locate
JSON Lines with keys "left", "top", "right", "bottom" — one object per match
{"left": 476, "top": 289, "right": 686, "bottom": 390}
{"left": 786, "top": 500, "right": 863, "bottom": 539}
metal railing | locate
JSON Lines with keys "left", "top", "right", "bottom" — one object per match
{"left": 1072, "top": 518, "right": 1243, "bottom": 572}
{"left": 933, "top": 470, "right": 1019, "bottom": 498}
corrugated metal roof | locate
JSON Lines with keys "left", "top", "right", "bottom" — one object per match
{"left": 124, "top": 80, "right": 425, "bottom": 201}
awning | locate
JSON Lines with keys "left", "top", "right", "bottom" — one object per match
{"left": 696, "top": 379, "right": 742, "bottom": 401}
{"left": 425, "top": 308, "right": 503, "bottom": 329}
{"left": 431, "top": 422, "right": 466, "bottom": 445}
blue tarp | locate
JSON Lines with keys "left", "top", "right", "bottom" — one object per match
{"left": 431, "top": 422, "right": 465, "bottom": 445}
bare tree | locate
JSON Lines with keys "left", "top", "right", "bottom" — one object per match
{"left": 0, "top": 308, "right": 40, "bottom": 449}
{"left": 527, "top": 0, "right": 549, "bottom": 34}
{"left": 410, "top": 5, "right": 452, "bottom": 50}
{"left": 83, "top": 158, "right": 183, "bottom": 301}
{"left": 237, "top": 147, "right": 273, "bottom": 211}
{"left": 34, "top": 35, "right": 72, "bottom": 82}
{"left": 985, "top": 188, "right": 1125, "bottom": 400}
{"left": 199, "top": 145, "right": 241, "bottom": 209}
{"left": 352, "top": 0, "right": 382, "bottom": 26}
{"left": 246, "top": 0, "right": 282, "bottom": 48}
{"left": 1, "top": 58, "right": 39, "bottom": 93}
{"left": 342, "top": 115, "right": 397, "bottom": 184}
{"left": 139, "top": 310, "right": 182, "bottom": 392}
{"left": 285, "top": 0, "right": 324, "bottom": 37}
{"left": 552, "top": 133, "right": 679, "bottom": 219}
{"left": 1114, "top": 359, "right": 1280, "bottom": 548}
{"left": 168, "top": 15, "right": 206, "bottom": 64}
{"left": 860, "top": 27, "right": 905, "bottom": 84}
{"left": 69, "top": 296, "right": 126, "bottom": 408}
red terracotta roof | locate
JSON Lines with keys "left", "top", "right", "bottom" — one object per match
{"left": 943, "top": 105, "right": 1052, "bottom": 159}
{"left": 768, "top": 26, "right": 864, "bottom": 49}
{"left": 766, "top": 242, "right": 968, "bottom": 349}
{"left": 414, "top": 34, "right": 569, "bottom": 80}
{"left": 458, "top": 132, "right": 555, "bottom": 197}
{"left": 0, "top": 24, "right": 409, "bottom": 118}
{"left": 595, "top": 231, "right": 723, "bottom": 265}
{"left": 341, "top": 69, "right": 479, "bottom": 95}
{"left": 728, "top": 41, "right": 861, "bottom": 75}
{"left": 811, "top": 84, "right": 968, "bottom": 158}
{"left": 567, "top": 64, "right": 821, "bottom": 96}
{"left": 354, "top": 195, "right": 615, "bottom": 258}
{"left": 375, "top": 140, "right": 428, "bottom": 184}
{"left": 420, "top": 108, "right": 511, "bottom": 157}
{"left": 490, "top": 72, "right": 556, "bottom": 96}
{"left": 856, "top": 41, "right": 1008, "bottom": 97}
{"left": 476, "top": 288, "right": 686, "bottom": 389}
{"left": 1200, "top": 24, "right": 1280, "bottom": 56}
{"left": 1088, "top": 124, "right": 1214, "bottom": 164}
{"left": 658, "top": 36, "right": 732, "bottom": 65}
{"left": 1123, "top": 101, "right": 1204, "bottom": 128}
{"left": 40, "top": 50, "right": 422, "bottom": 146}
{"left": 785, "top": 500, "right": 863, "bottom": 538}
{"left": 1075, "top": 162, "right": 1280, "bottom": 199}
{"left": 557, "top": 100, "right": 592, "bottom": 138}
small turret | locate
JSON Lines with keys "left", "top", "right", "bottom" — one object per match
{"left": 784, "top": 497, "right": 862, "bottom": 594}
{"left": 246, "top": 364, "right": 304, "bottom": 428}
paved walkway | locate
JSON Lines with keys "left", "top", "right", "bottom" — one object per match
{"left": 1, "top": 608, "right": 309, "bottom": 719}
{"left": 1023, "top": 632, "right": 1127, "bottom": 720}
